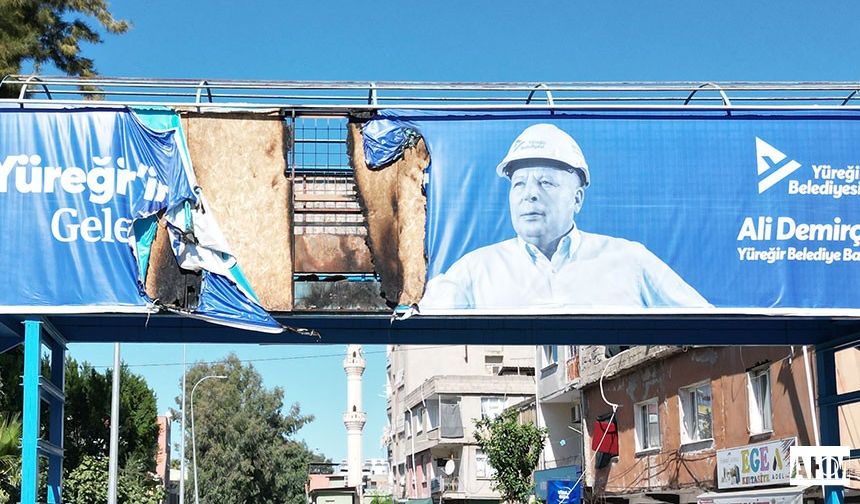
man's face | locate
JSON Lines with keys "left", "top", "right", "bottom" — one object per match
{"left": 508, "top": 166, "right": 584, "bottom": 250}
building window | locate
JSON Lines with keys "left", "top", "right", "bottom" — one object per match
{"left": 416, "top": 407, "right": 425, "bottom": 435}
{"left": 475, "top": 449, "right": 496, "bottom": 479}
{"left": 426, "top": 400, "right": 439, "bottom": 431}
{"left": 634, "top": 398, "right": 661, "bottom": 452}
{"left": 542, "top": 345, "right": 558, "bottom": 368}
{"left": 680, "top": 382, "right": 713, "bottom": 444}
{"left": 570, "top": 402, "right": 581, "bottom": 423}
{"left": 748, "top": 366, "right": 773, "bottom": 434}
{"left": 481, "top": 396, "right": 506, "bottom": 419}
{"left": 566, "top": 345, "right": 576, "bottom": 361}
{"left": 405, "top": 411, "right": 412, "bottom": 438}
{"left": 485, "top": 354, "right": 503, "bottom": 375}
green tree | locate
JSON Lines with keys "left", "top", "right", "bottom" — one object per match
{"left": 63, "top": 455, "right": 108, "bottom": 504}
{"left": 64, "top": 454, "right": 164, "bottom": 504}
{"left": 180, "top": 354, "right": 321, "bottom": 504}
{"left": 0, "top": 0, "right": 128, "bottom": 83}
{"left": 0, "top": 348, "right": 24, "bottom": 415}
{"left": 0, "top": 355, "right": 161, "bottom": 500}
{"left": 369, "top": 494, "right": 395, "bottom": 504}
{"left": 63, "top": 357, "right": 160, "bottom": 472}
{"left": 474, "top": 411, "right": 547, "bottom": 504}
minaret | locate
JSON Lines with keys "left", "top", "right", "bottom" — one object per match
{"left": 343, "top": 345, "right": 366, "bottom": 491}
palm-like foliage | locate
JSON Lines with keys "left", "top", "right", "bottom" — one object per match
{"left": 0, "top": 413, "right": 22, "bottom": 503}
{"left": 0, "top": 413, "right": 21, "bottom": 470}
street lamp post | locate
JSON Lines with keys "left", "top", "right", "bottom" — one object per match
{"left": 191, "top": 374, "right": 227, "bottom": 504}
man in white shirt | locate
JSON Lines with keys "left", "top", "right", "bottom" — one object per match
{"left": 420, "top": 123, "right": 709, "bottom": 311}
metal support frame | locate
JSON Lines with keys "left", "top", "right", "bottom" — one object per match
{"left": 20, "top": 318, "right": 66, "bottom": 504}
{"left": 4, "top": 76, "right": 860, "bottom": 115}
{"left": 814, "top": 336, "right": 860, "bottom": 504}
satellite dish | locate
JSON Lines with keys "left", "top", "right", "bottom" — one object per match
{"left": 444, "top": 459, "right": 456, "bottom": 475}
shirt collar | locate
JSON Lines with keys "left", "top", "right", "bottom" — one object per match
{"left": 518, "top": 225, "right": 582, "bottom": 263}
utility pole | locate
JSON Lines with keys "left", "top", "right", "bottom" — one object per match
{"left": 107, "top": 343, "right": 121, "bottom": 504}
{"left": 180, "top": 344, "right": 187, "bottom": 504}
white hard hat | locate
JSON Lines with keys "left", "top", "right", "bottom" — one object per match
{"left": 495, "top": 123, "right": 590, "bottom": 187}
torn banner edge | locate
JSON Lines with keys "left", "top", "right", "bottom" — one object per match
{"left": 127, "top": 107, "right": 289, "bottom": 334}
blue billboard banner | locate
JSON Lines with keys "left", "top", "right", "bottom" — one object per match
{"left": 364, "top": 110, "right": 860, "bottom": 316}
{"left": 534, "top": 465, "right": 581, "bottom": 501}
{"left": 546, "top": 480, "right": 582, "bottom": 504}
{"left": 0, "top": 108, "right": 281, "bottom": 333}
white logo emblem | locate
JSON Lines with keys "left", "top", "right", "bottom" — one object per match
{"left": 756, "top": 137, "right": 802, "bottom": 193}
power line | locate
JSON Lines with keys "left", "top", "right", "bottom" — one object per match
{"left": 87, "top": 344, "right": 456, "bottom": 370}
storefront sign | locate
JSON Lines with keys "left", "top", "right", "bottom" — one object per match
{"left": 717, "top": 437, "right": 795, "bottom": 489}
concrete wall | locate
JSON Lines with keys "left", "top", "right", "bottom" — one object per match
{"left": 541, "top": 401, "right": 583, "bottom": 469}
{"left": 581, "top": 346, "right": 816, "bottom": 500}
{"left": 536, "top": 345, "right": 583, "bottom": 472}
{"left": 578, "top": 345, "right": 682, "bottom": 386}
{"left": 538, "top": 345, "right": 569, "bottom": 400}
{"left": 389, "top": 345, "right": 534, "bottom": 395}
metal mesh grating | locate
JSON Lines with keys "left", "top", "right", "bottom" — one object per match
{"left": 292, "top": 117, "right": 366, "bottom": 235}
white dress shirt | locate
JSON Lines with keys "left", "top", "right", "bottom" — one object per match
{"left": 420, "top": 227, "right": 709, "bottom": 311}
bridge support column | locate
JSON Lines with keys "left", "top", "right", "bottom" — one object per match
{"left": 20, "top": 319, "right": 66, "bottom": 504}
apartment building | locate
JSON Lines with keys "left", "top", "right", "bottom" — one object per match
{"left": 384, "top": 345, "right": 535, "bottom": 504}
{"left": 577, "top": 345, "right": 859, "bottom": 504}
{"left": 535, "top": 345, "right": 584, "bottom": 470}
{"left": 523, "top": 345, "right": 860, "bottom": 504}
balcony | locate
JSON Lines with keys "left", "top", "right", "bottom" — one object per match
{"left": 343, "top": 411, "right": 367, "bottom": 430}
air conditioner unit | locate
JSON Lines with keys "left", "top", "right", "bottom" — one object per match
{"left": 430, "top": 476, "right": 443, "bottom": 494}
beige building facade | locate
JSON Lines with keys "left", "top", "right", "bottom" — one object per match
{"left": 384, "top": 345, "right": 535, "bottom": 503}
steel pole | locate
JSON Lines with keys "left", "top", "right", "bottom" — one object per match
{"left": 107, "top": 343, "right": 121, "bottom": 504}
{"left": 191, "top": 375, "right": 226, "bottom": 504}
{"left": 180, "top": 344, "right": 187, "bottom": 504}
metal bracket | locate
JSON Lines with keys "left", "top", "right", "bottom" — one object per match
{"left": 684, "top": 82, "right": 732, "bottom": 115}
{"left": 368, "top": 82, "right": 378, "bottom": 106}
{"left": 194, "top": 79, "right": 213, "bottom": 112}
{"left": 16, "top": 75, "right": 53, "bottom": 108}
{"left": 526, "top": 83, "right": 555, "bottom": 107}
{"left": 842, "top": 89, "right": 860, "bottom": 106}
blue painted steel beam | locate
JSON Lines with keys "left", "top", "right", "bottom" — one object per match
{"left": 815, "top": 346, "right": 845, "bottom": 504}
{"left": 0, "top": 316, "right": 23, "bottom": 354}
{"left": 20, "top": 320, "right": 41, "bottom": 504}
{"left": 817, "top": 389, "right": 860, "bottom": 407}
{"left": 0, "top": 335, "right": 21, "bottom": 355}
{"left": 33, "top": 313, "right": 860, "bottom": 345}
{"left": 19, "top": 317, "right": 67, "bottom": 503}
{"left": 46, "top": 330, "right": 65, "bottom": 504}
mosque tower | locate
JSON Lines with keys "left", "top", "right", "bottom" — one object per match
{"left": 343, "top": 345, "right": 366, "bottom": 491}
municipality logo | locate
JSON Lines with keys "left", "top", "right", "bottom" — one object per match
{"left": 755, "top": 137, "right": 802, "bottom": 193}
{"left": 754, "top": 138, "right": 860, "bottom": 198}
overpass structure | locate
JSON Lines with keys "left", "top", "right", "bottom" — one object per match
{"left": 0, "top": 77, "right": 858, "bottom": 503}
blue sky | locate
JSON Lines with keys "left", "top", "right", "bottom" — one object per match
{"left": 58, "top": 0, "right": 860, "bottom": 462}
{"left": 68, "top": 343, "right": 389, "bottom": 462}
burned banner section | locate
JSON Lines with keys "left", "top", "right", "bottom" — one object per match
{"left": 135, "top": 109, "right": 283, "bottom": 332}
{"left": 362, "top": 110, "right": 860, "bottom": 316}
{"left": 348, "top": 119, "right": 428, "bottom": 308}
